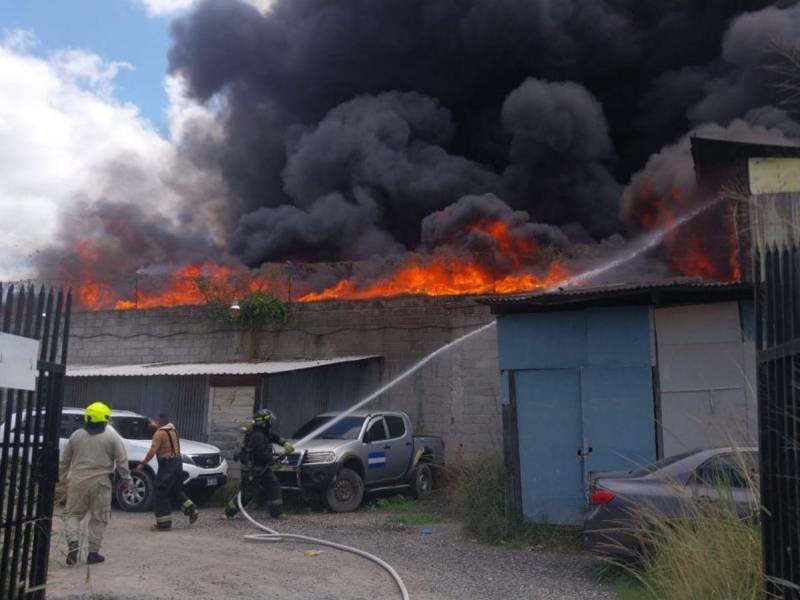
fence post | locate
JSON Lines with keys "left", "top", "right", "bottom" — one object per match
{"left": 749, "top": 157, "right": 800, "bottom": 600}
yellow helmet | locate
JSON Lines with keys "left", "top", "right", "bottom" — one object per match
{"left": 84, "top": 402, "right": 111, "bottom": 424}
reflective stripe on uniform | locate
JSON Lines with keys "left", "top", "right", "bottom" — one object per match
{"left": 156, "top": 515, "right": 172, "bottom": 524}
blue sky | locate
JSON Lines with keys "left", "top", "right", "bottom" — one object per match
{"left": 0, "top": 0, "right": 174, "bottom": 130}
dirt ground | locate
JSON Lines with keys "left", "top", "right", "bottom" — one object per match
{"left": 46, "top": 502, "right": 615, "bottom": 600}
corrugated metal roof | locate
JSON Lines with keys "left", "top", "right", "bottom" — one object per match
{"left": 66, "top": 356, "right": 380, "bottom": 378}
{"left": 482, "top": 278, "right": 751, "bottom": 305}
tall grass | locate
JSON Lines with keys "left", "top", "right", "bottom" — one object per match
{"left": 617, "top": 453, "right": 763, "bottom": 600}
{"left": 629, "top": 501, "right": 762, "bottom": 599}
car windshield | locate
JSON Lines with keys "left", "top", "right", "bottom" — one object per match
{"left": 293, "top": 416, "right": 365, "bottom": 440}
{"left": 629, "top": 448, "right": 701, "bottom": 477}
{"left": 110, "top": 417, "right": 153, "bottom": 440}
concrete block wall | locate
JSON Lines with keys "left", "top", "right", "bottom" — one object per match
{"left": 208, "top": 386, "right": 257, "bottom": 477}
{"left": 68, "top": 297, "right": 501, "bottom": 461}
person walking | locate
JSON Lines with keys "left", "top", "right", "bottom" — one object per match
{"left": 223, "top": 408, "right": 293, "bottom": 519}
{"left": 59, "top": 401, "right": 133, "bottom": 566}
{"left": 137, "top": 413, "right": 198, "bottom": 531}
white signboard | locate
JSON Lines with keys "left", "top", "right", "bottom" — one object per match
{"left": 749, "top": 158, "right": 800, "bottom": 195}
{"left": 0, "top": 332, "right": 40, "bottom": 391}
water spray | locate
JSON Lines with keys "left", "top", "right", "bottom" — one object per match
{"left": 295, "top": 320, "right": 498, "bottom": 447}
{"left": 558, "top": 198, "right": 722, "bottom": 289}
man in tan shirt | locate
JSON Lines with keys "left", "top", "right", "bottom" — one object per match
{"left": 59, "top": 402, "right": 133, "bottom": 566}
{"left": 137, "top": 413, "right": 198, "bottom": 530}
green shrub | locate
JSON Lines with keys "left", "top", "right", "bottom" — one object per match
{"left": 453, "top": 460, "right": 508, "bottom": 544}
{"left": 450, "top": 460, "right": 580, "bottom": 550}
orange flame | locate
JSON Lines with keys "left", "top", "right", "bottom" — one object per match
{"left": 296, "top": 218, "right": 564, "bottom": 302}
{"left": 71, "top": 218, "right": 572, "bottom": 309}
{"left": 69, "top": 192, "right": 742, "bottom": 311}
{"left": 297, "top": 256, "right": 567, "bottom": 302}
{"left": 115, "top": 264, "right": 234, "bottom": 310}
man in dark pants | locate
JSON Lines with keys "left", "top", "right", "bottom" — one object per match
{"left": 137, "top": 413, "right": 198, "bottom": 531}
{"left": 223, "top": 408, "right": 293, "bottom": 519}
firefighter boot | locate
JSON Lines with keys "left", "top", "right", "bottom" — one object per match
{"left": 66, "top": 542, "right": 79, "bottom": 566}
{"left": 86, "top": 552, "right": 105, "bottom": 565}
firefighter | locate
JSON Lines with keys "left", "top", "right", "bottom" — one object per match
{"left": 223, "top": 408, "right": 294, "bottom": 519}
{"left": 137, "top": 413, "right": 198, "bottom": 531}
{"left": 59, "top": 401, "right": 134, "bottom": 566}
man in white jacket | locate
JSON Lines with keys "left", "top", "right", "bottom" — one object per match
{"left": 59, "top": 401, "right": 133, "bottom": 566}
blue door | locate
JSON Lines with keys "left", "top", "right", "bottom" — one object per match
{"left": 580, "top": 367, "right": 657, "bottom": 475}
{"left": 515, "top": 369, "right": 585, "bottom": 525}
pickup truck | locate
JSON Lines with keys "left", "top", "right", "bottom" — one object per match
{"left": 0, "top": 407, "right": 228, "bottom": 512}
{"left": 273, "top": 410, "right": 445, "bottom": 512}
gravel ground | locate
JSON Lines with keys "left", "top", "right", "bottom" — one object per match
{"left": 46, "top": 504, "right": 615, "bottom": 600}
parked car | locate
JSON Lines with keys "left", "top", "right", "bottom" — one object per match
{"left": 274, "top": 410, "right": 445, "bottom": 512}
{"left": 584, "top": 447, "right": 759, "bottom": 557}
{"left": 0, "top": 407, "right": 228, "bottom": 512}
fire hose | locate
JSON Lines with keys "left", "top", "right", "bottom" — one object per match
{"left": 236, "top": 492, "right": 410, "bottom": 600}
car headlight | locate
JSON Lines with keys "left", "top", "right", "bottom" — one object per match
{"left": 181, "top": 453, "right": 195, "bottom": 465}
{"left": 304, "top": 451, "right": 336, "bottom": 465}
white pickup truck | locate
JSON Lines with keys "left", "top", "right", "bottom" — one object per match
{"left": 274, "top": 410, "right": 445, "bottom": 512}
{"left": 0, "top": 407, "right": 228, "bottom": 511}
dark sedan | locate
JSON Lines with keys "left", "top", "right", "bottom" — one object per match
{"left": 584, "top": 447, "right": 759, "bottom": 557}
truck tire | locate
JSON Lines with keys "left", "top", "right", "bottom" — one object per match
{"left": 325, "top": 468, "right": 364, "bottom": 512}
{"left": 410, "top": 463, "right": 433, "bottom": 499}
{"left": 116, "top": 468, "right": 154, "bottom": 512}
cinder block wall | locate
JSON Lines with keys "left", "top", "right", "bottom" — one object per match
{"left": 68, "top": 297, "right": 501, "bottom": 461}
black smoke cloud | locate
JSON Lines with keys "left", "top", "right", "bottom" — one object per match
{"left": 420, "top": 194, "right": 568, "bottom": 253}
{"left": 164, "top": 0, "right": 800, "bottom": 270}
{"left": 34, "top": 154, "right": 226, "bottom": 290}
{"left": 501, "top": 78, "right": 620, "bottom": 237}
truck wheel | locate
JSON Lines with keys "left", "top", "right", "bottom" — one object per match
{"left": 410, "top": 463, "right": 433, "bottom": 499}
{"left": 116, "top": 469, "right": 154, "bottom": 512}
{"left": 325, "top": 468, "right": 364, "bottom": 512}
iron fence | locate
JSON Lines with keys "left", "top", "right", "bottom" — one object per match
{"left": 755, "top": 245, "right": 800, "bottom": 599}
{"left": 0, "top": 285, "right": 71, "bottom": 600}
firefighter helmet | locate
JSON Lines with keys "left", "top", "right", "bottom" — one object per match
{"left": 253, "top": 408, "right": 275, "bottom": 427}
{"left": 84, "top": 402, "right": 111, "bottom": 424}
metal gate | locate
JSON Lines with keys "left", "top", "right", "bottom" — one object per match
{"left": 756, "top": 246, "right": 800, "bottom": 599}
{"left": 0, "top": 285, "right": 71, "bottom": 599}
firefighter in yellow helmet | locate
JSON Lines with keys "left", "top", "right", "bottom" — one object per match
{"left": 59, "top": 402, "right": 133, "bottom": 566}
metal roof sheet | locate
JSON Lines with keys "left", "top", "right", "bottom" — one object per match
{"left": 66, "top": 356, "right": 380, "bottom": 378}
{"left": 482, "top": 278, "right": 751, "bottom": 305}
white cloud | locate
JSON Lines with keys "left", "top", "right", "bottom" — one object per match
{"left": 0, "top": 32, "right": 225, "bottom": 280}
{"left": 2, "top": 29, "right": 37, "bottom": 52}
{"left": 135, "top": 0, "right": 274, "bottom": 17}
{"left": 136, "top": 0, "right": 197, "bottom": 16}
{"left": 50, "top": 49, "right": 133, "bottom": 100}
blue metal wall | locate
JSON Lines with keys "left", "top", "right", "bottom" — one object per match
{"left": 499, "top": 306, "right": 656, "bottom": 525}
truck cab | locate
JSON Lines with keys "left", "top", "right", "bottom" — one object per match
{"left": 274, "top": 410, "right": 444, "bottom": 512}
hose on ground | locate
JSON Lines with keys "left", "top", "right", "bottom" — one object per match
{"left": 236, "top": 492, "right": 410, "bottom": 600}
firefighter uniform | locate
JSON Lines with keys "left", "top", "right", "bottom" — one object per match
{"left": 59, "top": 402, "right": 133, "bottom": 566}
{"left": 224, "top": 409, "right": 293, "bottom": 519}
{"left": 145, "top": 421, "right": 198, "bottom": 530}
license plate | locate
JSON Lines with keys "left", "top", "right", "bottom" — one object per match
{"left": 205, "top": 478, "right": 217, "bottom": 487}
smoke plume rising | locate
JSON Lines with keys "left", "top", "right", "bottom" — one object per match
{"left": 31, "top": 0, "right": 800, "bottom": 305}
